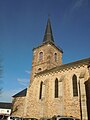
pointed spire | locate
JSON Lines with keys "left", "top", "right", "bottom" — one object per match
{"left": 43, "top": 17, "right": 54, "bottom": 43}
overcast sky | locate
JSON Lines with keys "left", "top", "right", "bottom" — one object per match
{"left": 0, "top": 0, "right": 90, "bottom": 102}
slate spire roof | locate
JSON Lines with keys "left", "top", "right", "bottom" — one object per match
{"left": 43, "top": 17, "right": 54, "bottom": 43}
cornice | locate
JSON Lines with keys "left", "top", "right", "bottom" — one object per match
{"left": 33, "top": 42, "right": 63, "bottom": 53}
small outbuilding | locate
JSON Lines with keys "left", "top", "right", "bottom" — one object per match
{"left": 0, "top": 102, "right": 12, "bottom": 119}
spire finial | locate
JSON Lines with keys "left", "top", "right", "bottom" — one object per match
{"left": 43, "top": 17, "right": 54, "bottom": 43}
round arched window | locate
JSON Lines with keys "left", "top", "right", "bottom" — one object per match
{"left": 39, "top": 52, "right": 43, "bottom": 61}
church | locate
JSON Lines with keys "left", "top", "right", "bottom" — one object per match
{"left": 12, "top": 18, "right": 90, "bottom": 120}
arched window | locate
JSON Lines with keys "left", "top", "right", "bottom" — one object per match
{"left": 72, "top": 74, "right": 78, "bottom": 97}
{"left": 39, "top": 52, "right": 43, "bottom": 61}
{"left": 55, "top": 78, "right": 58, "bottom": 98}
{"left": 39, "top": 81, "right": 43, "bottom": 99}
{"left": 54, "top": 53, "right": 57, "bottom": 62}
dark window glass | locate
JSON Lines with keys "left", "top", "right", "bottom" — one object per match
{"left": 54, "top": 53, "right": 57, "bottom": 62}
{"left": 39, "top": 52, "right": 43, "bottom": 61}
{"left": 55, "top": 78, "right": 58, "bottom": 98}
{"left": 39, "top": 81, "right": 43, "bottom": 99}
{"left": 72, "top": 74, "right": 78, "bottom": 96}
{"left": 38, "top": 68, "right": 41, "bottom": 71}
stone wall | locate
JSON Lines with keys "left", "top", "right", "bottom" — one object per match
{"left": 12, "top": 61, "right": 89, "bottom": 120}
{"left": 12, "top": 97, "right": 26, "bottom": 117}
{"left": 30, "top": 43, "right": 62, "bottom": 83}
{"left": 25, "top": 64, "right": 88, "bottom": 119}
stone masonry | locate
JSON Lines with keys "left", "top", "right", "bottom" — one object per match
{"left": 12, "top": 18, "right": 90, "bottom": 120}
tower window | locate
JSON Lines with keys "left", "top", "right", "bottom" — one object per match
{"left": 55, "top": 78, "right": 58, "bottom": 98}
{"left": 72, "top": 74, "right": 78, "bottom": 97}
{"left": 39, "top": 81, "right": 43, "bottom": 99}
{"left": 54, "top": 53, "right": 57, "bottom": 62}
{"left": 38, "top": 68, "right": 42, "bottom": 71}
{"left": 39, "top": 52, "right": 43, "bottom": 61}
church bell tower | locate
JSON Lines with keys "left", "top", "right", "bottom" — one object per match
{"left": 30, "top": 18, "right": 63, "bottom": 84}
